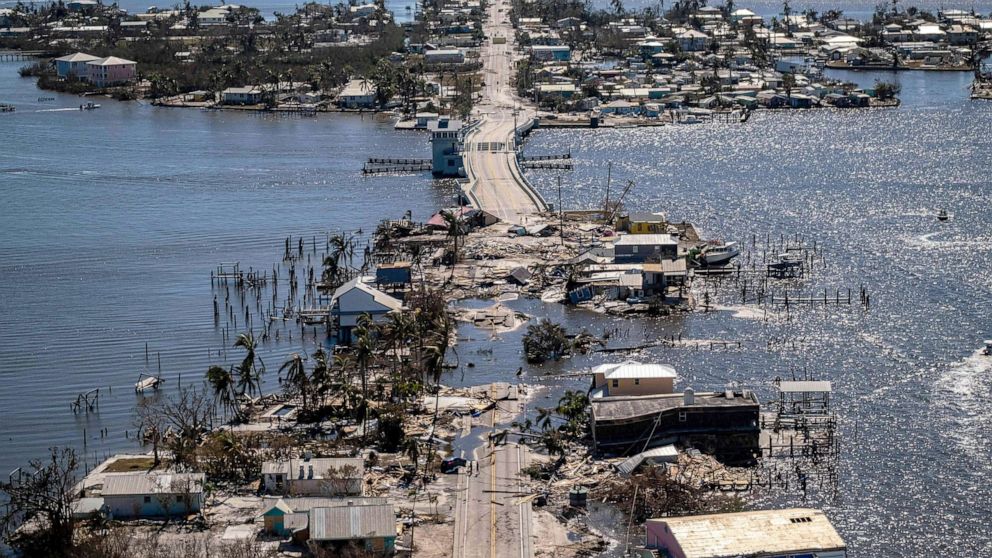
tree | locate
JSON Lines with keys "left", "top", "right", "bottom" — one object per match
{"left": 874, "top": 80, "right": 900, "bottom": 100}
{"left": 206, "top": 364, "right": 239, "bottom": 418}
{"left": 0, "top": 447, "right": 80, "bottom": 557}
{"left": 135, "top": 397, "right": 167, "bottom": 467}
{"left": 157, "top": 386, "right": 215, "bottom": 470}
{"left": 279, "top": 352, "right": 312, "bottom": 413}
{"left": 233, "top": 332, "right": 265, "bottom": 399}
{"left": 522, "top": 319, "right": 572, "bottom": 363}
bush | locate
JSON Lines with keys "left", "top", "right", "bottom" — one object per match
{"left": 522, "top": 319, "right": 572, "bottom": 363}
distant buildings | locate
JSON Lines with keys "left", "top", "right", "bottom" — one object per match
{"left": 424, "top": 48, "right": 466, "bottom": 64}
{"left": 54, "top": 52, "right": 137, "bottom": 86}
{"left": 643, "top": 508, "right": 847, "bottom": 558}
{"left": 222, "top": 86, "right": 264, "bottom": 105}
{"left": 102, "top": 472, "right": 204, "bottom": 519}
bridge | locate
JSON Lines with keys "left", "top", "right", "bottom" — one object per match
{"left": 460, "top": 0, "right": 549, "bottom": 225}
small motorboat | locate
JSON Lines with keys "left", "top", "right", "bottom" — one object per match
{"left": 135, "top": 373, "right": 163, "bottom": 392}
{"left": 983, "top": 340, "right": 992, "bottom": 356}
{"left": 80, "top": 102, "right": 101, "bottom": 110}
{"left": 700, "top": 241, "right": 740, "bottom": 266}
{"left": 937, "top": 209, "right": 949, "bottom": 221}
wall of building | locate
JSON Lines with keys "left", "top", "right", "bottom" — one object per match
{"left": 104, "top": 493, "right": 201, "bottom": 518}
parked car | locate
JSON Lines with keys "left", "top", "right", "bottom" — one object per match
{"left": 441, "top": 457, "right": 467, "bottom": 473}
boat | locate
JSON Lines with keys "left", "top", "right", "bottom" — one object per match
{"left": 937, "top": 209, "right": 949, "bottom": 221}
{"left": 983, "top": 340, "right": 992, "bottom": 356}
{"left": 700, "top": 241, "right": 740, "bottom": 266}
{"left": 0, "top": 103, "right": 14, "bottom": 112}
{"left": 80, "top": 102, "right": 101, "bottom": 110}
{"left": 679, "top": 115, "right": 703, "bottom": 124}
{"left": 135, "top": 373, "right": 163, "bottom": 392}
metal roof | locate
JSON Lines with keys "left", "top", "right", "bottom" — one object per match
{"left": 616, "top": 445, "right": 679, "bottom": 476}
{"left": 102, "top": 472, "right": 204, "bottom": 496}
{"left": 648, "top": 508, "right": 846, "bottom": 558}
{"left": 614, "top": 234, "right": 677, "bottom": 246}
{"left": 593, "top": 361, "right": 676, "bottom": 380}
{"left": 310, "top": 502, "right": 396, "bottom": 541}
{"left": 778, "top": 380, "right": 832, "bottom": 393}
{"left": 592, "top": 391, "right": 759, "bottom": 422}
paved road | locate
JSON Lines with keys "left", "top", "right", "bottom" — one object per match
{"left": 462, "top": 0, "right": 547, "bottom": 224}
{"left": 452, "top": 398, "right": 534, "bottom": 558}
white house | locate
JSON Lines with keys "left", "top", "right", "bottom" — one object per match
{"left": 102, "top": 472, "right": 205, "bottom": 519}
{"left": 676, "top": 29, "right": 710, "bottom": 51}
{"left": 337, "top": 79, "right": 376, "bottom": 108}
{"left": 222, "top": 86, "right": 264, "bottom": 104}
{"left": 54, "top": 52, "right": 100, "bottom": 78}
{"left": 329, "top": 277, "right": 403, "bottom": 343}
{"left": 424, "top": 48, "right": 466, "bottom": 64}
{"left": 592, "top": 361, "right": 676, "bottom": 397}
{"left": 262, "top": 457, "right": 365, "bottom": 496}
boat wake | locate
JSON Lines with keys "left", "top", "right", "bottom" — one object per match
{"left": 934, "top": 349, "right": 992, "bottom": 463}
{"left": 906, "top": 232, "right": 992, "bottom": 251}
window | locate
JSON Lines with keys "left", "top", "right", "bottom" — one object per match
{"left": 632, "top": 245, "right": 639, "bottom": 253}
{"left": 678, "top": 411, "right": 687, "bottom": 422}
{"left": 143, "top": 496, "right": 151, "bottom": 503}
{"left": 634, "top": 378, "right": 640, "bottom": 385}
{"left": 611, "top": 379, "right": 619, "bottom": 388}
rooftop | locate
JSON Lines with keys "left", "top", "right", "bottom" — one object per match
{"left": 330, "top": 278, "right": 403, "bottom": 312}
{"left": 102, "top": 472, "right": 205, "bottom": 496}
{"left": 614, "top": 234, "right": 678, "bottom": 246}
{"left": 593, "top": 361, "right": 676, "bottom": 380}
{"left": 648, "top": 508, "right": 846, "bottom": 558}
{"left": 310, "top": 502, "right": 396, "bottom": 541}
{"left": 262, "top": 457, "right": 365, "bottom": 480}
{"left": 592, "top": 390, "right": 759, "bottom": 422}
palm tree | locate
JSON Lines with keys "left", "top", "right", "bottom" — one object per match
{"left": 233, "top": 332, "right": 265, "bottom": 398}
{"left": 440, "top": 210, "right": 462, "bottom": 267}
{"left": 279, "top": 353, "right": 311, "bottom": 412}
{"left": 353, "top": 314, "right": 379, "bottom": 440}
{"left": 206, "top": 364, "right": 239, "bottom": 418}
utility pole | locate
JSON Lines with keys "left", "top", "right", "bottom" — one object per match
{"left": 557, "top": 174, "right": 564, "bottom": 246}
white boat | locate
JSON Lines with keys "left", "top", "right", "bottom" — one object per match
{"left": 679, "top": 115, "right": 703, "bottom": 124}
{"left": 135, "top": 373, "right": 163, "bottom": 392}
{"left": 80, "top": 102, "right": 101, "bottom": 110}
{"left": 983, "top": 340, "right": 992, "bottom": 356}
{"left": 700, "top": 241, "right": 740, "bottom": 266}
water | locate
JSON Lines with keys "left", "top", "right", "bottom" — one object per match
{"left": 2, "top": 54, "right": 992, "bottom": 554}
{"left": 0, "top": 59, "right": 454, "bottom": 475}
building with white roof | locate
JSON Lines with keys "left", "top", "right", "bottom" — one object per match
{"left": 613, "top": 233, "right": 678, "bottom": 263}
{"left": 592, "top": 361, "right": 676, "bottom": 397}
{"left": 262, "top": 456, "right": 365, "bottom": 496}
{"left": 85, "top": 56, "right": 137, "bottom": 87}
{"left": 644, "top": 508, "right": 847, "bottom": 558}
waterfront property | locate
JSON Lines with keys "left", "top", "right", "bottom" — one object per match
{"left": 222, "top": 86, "right": 264, "bottom": 105}
{"left": 643, "top": 508, "right": 847, "bottom": 558}
{"left": 101, "top": 472, "right": 205, "bottom": 519}
{"left": 613, "top": 233, "right": 678, "bottom": 263}
{"left": 262, "top": 456, "right": 365, "bottom": 496}
{"left": 592, "top": 361, "right": 676, "bottom": 396}
{"left": 329, "top": 277, "right": 404, "bottom": 344}
{"left": 429, "top": 117, "right": 465, "bottom": 177}
{"left": 337, "top": 79, "right": 377, "bottom": 109}
{"left": 590, "top": 388, "right": 760, "bottom": 457}
{"left": 54, "top": 52, "right": 136, "bottom": 86}
{"left": 619, "top": 211, "right": 668, "bottom": 234}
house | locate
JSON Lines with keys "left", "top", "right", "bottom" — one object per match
{"left": 613, "top": 234, "right": 678, "bottom": 263}
{"left": 590, "top": 388, "right": 760, "bottom": 456}
{"left": 915, "top": 24, "right": 947, "bottom": 42}
{"left": 642, "top": 259, "right": 688, "bottom": 293}
{"left": 600, "top": 99, "right": 640, "bottom": 116}
{"left": 309, "top": 501, "right": 397, "bottom": 555}
{"left": 429, "top": 117, "right": 464, "bottom": 177}
{"left": 946, "top": 24, "right": 978, "bottom": 45}
{"left": 55, "top": 52, "right": 100, "bottom": 78}
{"left": 531, "top": 45, "right": 571, "bottom": 61}
{"left": 198, "top": 7, "right": 232, "bottom": 25}
{"left": 730, "top": 8, "right": 762, "bottom": 26}
{"left": 337, "top": 79, "right": 376, "bottom": 109}
{"left": 329, "top": 278, "right": 403, "bottom": 344}
{"left": 262, "top": 457, "right": 365, "bottom": 496}
{"left": 644, "top": 508, "right": 847, "bottom": 558}
{"left": 261, "top": 496, "right": 388, "bottom": 538}
{"left": 592, "top": 361, "right": 676, "bottom": 396}
{"left": 424, "top": 48, "right": 465, "bottom": 64}
{"left": 350, "top": 3, "right": 377, "bottom": 17}
{"left": 222, "top": 86, "right": 264, "bottom": 105}
{"left": 676, "top": 30, "right": 710, "bottom": 52}
{"left": 537, "top": 83, "right": 577, "bottom": 102}
{"left": 85, "top": 56, "right": 137, "bottom": 87}
{"left": 618, "top": 211, "right": 667, "bottom": 234}
{"left": 102, "top": 472, "right": 205, "bottom": 519}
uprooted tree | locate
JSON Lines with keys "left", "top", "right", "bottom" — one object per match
{"left": 0, "top": 447, "right": 81, "bottom": 558}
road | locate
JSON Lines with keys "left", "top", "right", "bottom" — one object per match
{"left": 462, "top": 0, "right": 547, "bottom": 224}
{"left": 452, "top": 397, "right": 534, "bottom": 558}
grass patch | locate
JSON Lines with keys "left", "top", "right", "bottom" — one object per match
{"left": 103, "top": 457, "right": 159, "bottom": 473}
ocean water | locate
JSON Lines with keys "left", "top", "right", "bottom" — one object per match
{"left": 2, "top": 52, "right": 992, "bottom": 556}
